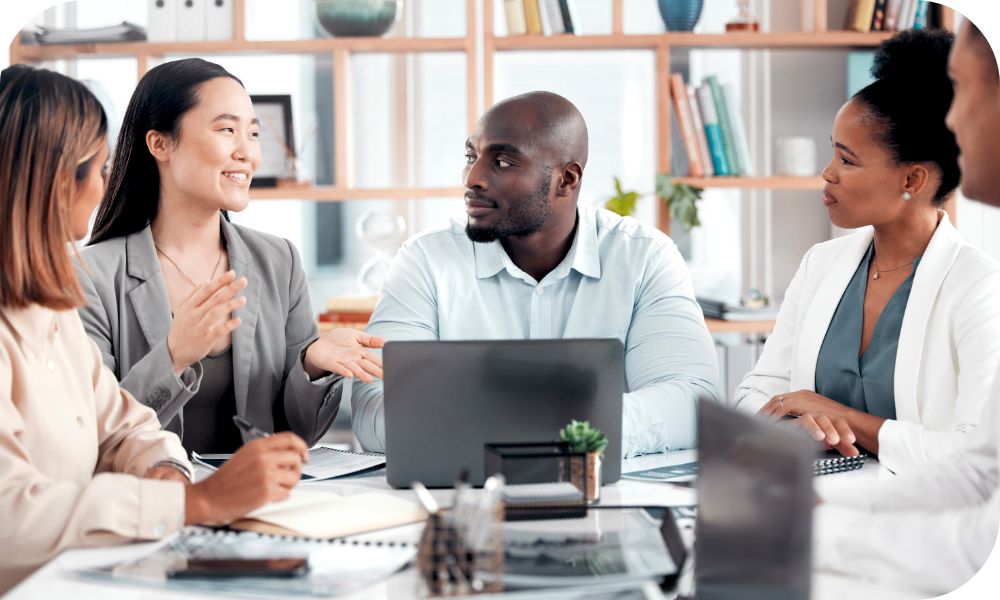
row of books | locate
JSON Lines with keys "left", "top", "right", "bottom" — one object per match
{"left": 846, "top": 0, "right": 941, "bottom": 33}
{"left": 668, "top": 73, "right": 754, "bottom": 179}
{"left": 502, "top": 0, "right": 576, "bottom": 36}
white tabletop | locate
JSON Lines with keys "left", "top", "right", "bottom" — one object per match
{"left": 6, "top": 451, "right": 923, "bottom": 600}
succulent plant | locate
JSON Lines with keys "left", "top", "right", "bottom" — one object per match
{"left": 560, "top": 420, "right": 609, "bottom": 455}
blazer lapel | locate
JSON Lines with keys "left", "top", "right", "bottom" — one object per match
{"left": 794, "top": 229, "right": 875, "bottom": 390}
{"left": 223, "top": 219, "right": 261, "bottom": 418}
{"left": 894, "top": 213, "right": 962, "bottom": 422}
{"left": 126, "top": 228, "right": 173, "bottom": 349}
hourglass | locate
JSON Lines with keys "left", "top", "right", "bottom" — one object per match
{"left": 355, "top": 209, "right": 407, "bottom": 294}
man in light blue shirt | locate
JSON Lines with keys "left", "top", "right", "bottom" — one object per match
{"left": 352, "top": 91, "right": 719, "bottom": 457}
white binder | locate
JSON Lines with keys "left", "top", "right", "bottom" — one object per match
{"left": 147, "top": 0, "right": 177, "bottom": 42}
{"left": 176, "top": 0, "right": 205, "bottom": 41}
{"left": 204, "top": 0, "right": 233, "bottom": 41}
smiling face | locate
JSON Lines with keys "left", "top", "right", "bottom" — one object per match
{"left": 70, "top": 139, "right": 109, "bottom": 240}
{"left": 462, "top": 113, "right": 554, "bottom": 243}
{"left": 945, "top": 24, "right": 1000, "bottom": 205}
{"left": 155, "top": 76, "right": 261, "bottom": 213}
{"left": 820, "top": 98, "right": 929, "bottom": 229}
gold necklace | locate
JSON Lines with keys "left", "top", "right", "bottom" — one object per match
{"left": 154, "top": 243, "right": 225, "bottom": 287}
{"left": 872, "top": 257, "right": 914, "bottom": 280}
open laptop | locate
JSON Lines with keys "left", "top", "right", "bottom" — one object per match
{"left": 694, "top": 399, "right": 814, "bottom": 600}
{"left": 383, "top": 339, "right": 624, "bottom": 488}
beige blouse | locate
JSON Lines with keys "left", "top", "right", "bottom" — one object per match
{"left": 0, "top": 303, "right": 191, "bottom": 592}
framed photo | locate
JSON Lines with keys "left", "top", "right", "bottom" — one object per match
{"left": 250, "top": 94, "right": 295, "bottom": 188}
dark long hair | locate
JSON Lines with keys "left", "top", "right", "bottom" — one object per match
{"left": 854, "top": 29, "right": 959, "bottom": 206}
{"left": 0, "top": 65, "right": 106, "bottom": 309}
{"left": 88, "top": 58, "right": 243, "bottom": 244}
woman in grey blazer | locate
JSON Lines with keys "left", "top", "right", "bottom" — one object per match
{"left": 76, "top": 59, "right": 383, "bottom": 452}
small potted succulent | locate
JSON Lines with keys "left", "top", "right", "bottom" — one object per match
{"left": 560, "top": 420, "right": 609, "bottom": 503}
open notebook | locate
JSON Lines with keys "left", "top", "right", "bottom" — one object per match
{"left": 192, "top": 445, "right": 385, "bottom": 481}
{"left": 230, "top": 489, "right": 427, "bottom": 539}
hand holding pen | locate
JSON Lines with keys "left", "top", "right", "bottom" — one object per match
{"left": 182, "top": 417, "right": 308, "bottom": 526}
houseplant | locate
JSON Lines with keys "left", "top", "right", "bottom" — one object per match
{"left": 560, "top": 420, "right": 608, "bottom": 503}
{"left": 656, "top": 173, "right": 703, "bottom": 232}
{"left": 604, "top": 174, "right": 704, "bottom": 233}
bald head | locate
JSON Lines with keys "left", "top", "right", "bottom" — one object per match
{"left": 462, "top": 91, "right": 588, "bottom": 247}
{"left": 478, "top": 91, "right": 589, "bottom": 169}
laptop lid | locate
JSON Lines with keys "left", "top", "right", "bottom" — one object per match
{"left": 694, "top": 399, "right": 814, "bottom": 600}
{"left": 384, "top": 339, "right": 624, "bottom": 488}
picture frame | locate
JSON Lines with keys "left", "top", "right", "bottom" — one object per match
{"left": 250, "top": 94, "right": 295, "bottom": 188}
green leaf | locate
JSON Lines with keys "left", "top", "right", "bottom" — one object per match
{"left": 604, "top": 176, "right": 640, "bottom": 217}
{"left": 656, "top": 171, "right": 703, "bottom": 232}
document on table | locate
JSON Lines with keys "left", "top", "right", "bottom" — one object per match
{"left": 622, "top": 461, "right": 699, "bottom": 483}
{"left": 192, "top": 445, "right": 385, "bottom": 481}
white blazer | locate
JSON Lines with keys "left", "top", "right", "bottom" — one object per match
{"left": 734, "top": 214, "right": 1000, "bottom": 474}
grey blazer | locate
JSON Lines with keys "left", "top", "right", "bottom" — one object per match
{"left": 74, "top": 218, "right": 342, "bottom": 446}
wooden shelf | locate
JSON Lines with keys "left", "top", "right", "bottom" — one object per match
{"left": 490, "top": 31, "right": 894, "bottom": 51}
{"left": 13, "top": 36, "right": 469, "bottom": 61}
{"left": 705, "top": 318, "right": 775, "bottom": 334}
{"left": 673, "top": 176, "right": 825, "bottom": 190}
{"left": 249, "top": 186, "right": 464, "bottom": 201}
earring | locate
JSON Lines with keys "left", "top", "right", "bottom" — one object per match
{"left": 903, "top": 191, "right": 912, "bottom": 201}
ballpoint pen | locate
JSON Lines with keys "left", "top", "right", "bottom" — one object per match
{"left": 232, "top": 415, "right": 272, "bottom": 441}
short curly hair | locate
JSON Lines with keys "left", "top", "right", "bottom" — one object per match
{"left": 853, "top": 29, "right": 959, "bottom": 206}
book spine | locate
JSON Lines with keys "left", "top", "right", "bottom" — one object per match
{"left": 523, "top": 0, "right": 543, "bottom": 35}
{"left": 203, "top": 0, "right": 233, "bottom": 41}
{"left": 870, "top": 0, "right": 888, "bottom": 31}
{"left": 542, "top": 0, "right": 566, "bottom": 34}
{"left": 504, "top": 0, "right": 527, "bottom": 35}
{"left": 557, "top": 0, "right": 575, "bottom": 34}
{"left": 537, "top": 0, "right": 552, "bottom": 35}
{"left": 669, "top": 105, "right": 690, "bottom": 177}
{"left": 913, "top": 0, "right": 929, "bottom": 29}
{"left": 669, "top": 74, "right": 705, "bottom": 178}
{"left": 900, "top": 0, "right": 918, "bottom": 29}
{"left": 176, "top": 0, "right": 206, "bottom": 41}
{"left": 696, "top": 84, "right": 730, "bottom": 176}
{"left": 687, "top": 86, "right": 715, "bottom": 177}
{"left": 148, "top": 0, "right": 178, "bottom": 42}
{"left": 706, "top": 75, "right": 740, "bottom": 176}
{"left": 847, "top": 0, "right": 876, "bottom": 32}
{"left": 885, "top": 0, "right": 903, "bottom": 30}
{"left": 722, "top": 83, "right": 754, "bottom": 177}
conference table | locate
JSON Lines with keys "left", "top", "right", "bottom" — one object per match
{"left": 7, "top": 451, "right": 923, "bottom": 600}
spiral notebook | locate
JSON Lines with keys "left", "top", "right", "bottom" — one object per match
{"left": 192, "top": 444, "right": 385, "bottom": 481}
{"left": 78, "top": 526, "right": 417, "bottom": 598}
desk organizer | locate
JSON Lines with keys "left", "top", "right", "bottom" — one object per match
{"left": 484, "top": 442, "right": 588, "bottom": 521}
{"left": 416, "top": 505, "right": 504, "bottom": 596}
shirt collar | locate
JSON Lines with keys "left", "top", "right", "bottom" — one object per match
{"left": 472, "top": 204, "right": 602, "bottom": 282}
{"left": 2, "top": 304, "right": 59, "bottom": 354}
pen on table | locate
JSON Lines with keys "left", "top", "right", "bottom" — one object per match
{"left": 411, "top": 481, "right": 440, "bottom": 515}
{"left": 232, "top": 415, "right": 272, "bottom": 440}
{"left": 232, "top": 415, "right": 309, "bottom": 463}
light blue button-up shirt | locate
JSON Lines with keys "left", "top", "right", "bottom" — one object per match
{"left": 351, "top": 204, "right": 720, "bottom": 457}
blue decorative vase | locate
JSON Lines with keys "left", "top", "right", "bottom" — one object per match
{"left": 657, "top": 0, "right": 705, "bottom": 32}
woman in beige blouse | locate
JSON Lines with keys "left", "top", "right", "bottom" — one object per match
{"left": 0, "top": 65, "right": 308, "bottom": 592}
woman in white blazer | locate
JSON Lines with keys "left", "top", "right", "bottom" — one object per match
{"left": 734, "top": 30, "right": 1000, "bottom": 475}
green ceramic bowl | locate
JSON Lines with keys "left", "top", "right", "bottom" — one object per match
{"left": 313, "top": 0, "right": 401, "bottom": 37}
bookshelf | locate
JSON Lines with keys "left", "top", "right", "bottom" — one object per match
{"left": 8, "top": 0, "right": 480, "bottom": 205}
{"left": 8, "top": 0, "right": 953, "bottom": 334}
{"left": 8, "top": 0, "right": 953, "bottom": 225}
{"left": 482, "top": 0, "right": 955, "bottom": 232}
